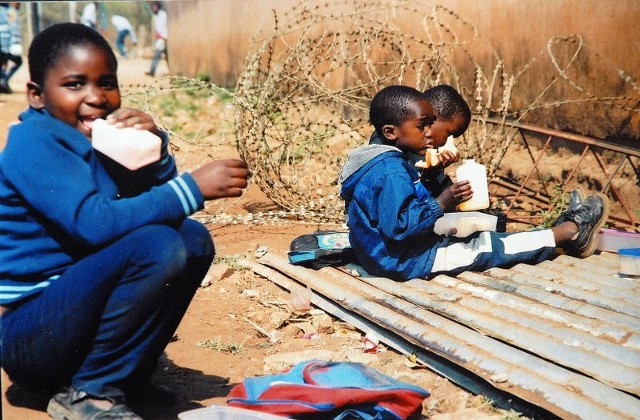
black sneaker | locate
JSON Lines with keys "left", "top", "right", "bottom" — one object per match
{"left": 567, "top": 187, "right": 585, "bottom": 211}
{"left": 552, "top": 188, "right": 584, "bottom": 226}
{"left": 47, "top": 387, "right": 142, "bottom": 420}
{"left": 562, "top": 192, "right": 610, "bottom": 258}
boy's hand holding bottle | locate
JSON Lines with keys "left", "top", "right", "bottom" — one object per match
{"left": 102, "top": 109, "right": 252, "bottom": 200}
{"left": 436, "top": 180, "right": 473, "bottom": 212}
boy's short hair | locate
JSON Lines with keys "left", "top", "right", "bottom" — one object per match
{"left": 28, "top": 23, "right": 117, "bottom": 87}
{"left": 369, "top": 85, "right": 425, "bottom": 137}
{"left": 424, "top": 84, "right": 471, "bottom": 137}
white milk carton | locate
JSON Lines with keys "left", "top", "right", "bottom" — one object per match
{"left": 456, "top": 159, "right": 490, "bottom": 211}
{"left": 92, "top": 118, "right": 161, "bottom": 170}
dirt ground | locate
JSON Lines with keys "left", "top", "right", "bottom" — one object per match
{"left": 1, "top": 58, "right": 521, "bottom": 419}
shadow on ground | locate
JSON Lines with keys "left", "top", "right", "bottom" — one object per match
{"left": 4, "top": 354, "right": 233, "bottom": 419}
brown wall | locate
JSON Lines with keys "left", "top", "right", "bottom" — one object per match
{"left": 166, "top": 0, "right": 639, "bottom": 142}
{"left": 167, "top": 0, "right": 639, "bottom": 85}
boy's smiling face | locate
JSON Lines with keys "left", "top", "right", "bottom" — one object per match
{"left": 383, "top": 99, "right": 435, "bottom": 156}
{"left": 28, "top": 44, "right": 120, "bottom": 139}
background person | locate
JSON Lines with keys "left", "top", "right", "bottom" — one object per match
{"left": 0, "top": 2, "right": 9, "bottom": 93}
{"left": 1, "top": 2, "right": 22, "bottom": 93}
{"left": 111, "top": 14, "right": 137, "bottom": 58}
{"left": 80, "top": 1, "right": 98, "bottom": 29}
{"left": 145, "top": 1, "right": 168, "bottom": 77}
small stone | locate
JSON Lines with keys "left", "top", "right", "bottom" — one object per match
{"left": 242, "top": 289, "right": 260, "bottom": 299}
{"left": 490, "top": 373, "right": 509, "bottom": 383}
{"left": 255, "top": 246, "right": 269, "bottom": 258}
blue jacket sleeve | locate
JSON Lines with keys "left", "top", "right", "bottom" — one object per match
{"left": 1, "top": 122, "right": 204, "bottom": 248}
{"left": 361, "top": 160, "right": 443, "bottom": 243}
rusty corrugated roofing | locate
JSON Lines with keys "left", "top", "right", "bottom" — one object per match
{"left": 245, "top": 251, "right": 640, "bottom": 419}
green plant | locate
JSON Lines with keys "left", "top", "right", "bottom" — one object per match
{"left": 538, "top": 183, "right": 567, "bottom": 228}
{"left": 197, "top": 336, "right": 247, "bottom": 355}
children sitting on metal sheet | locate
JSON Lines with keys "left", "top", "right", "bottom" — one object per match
{"left": 339, "top": 85, "right": 609, "bottom": 281}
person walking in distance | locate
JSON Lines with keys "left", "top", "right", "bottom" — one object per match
{"left": 145, "top": 1, "right": 168, "bottom": 77}
{"left": 111, "top": 14, "right": 137, "bottom": 58}
{"left": 1, "top": 2, "right": 23, "bottom": 93}
{"left": 80, "top": 2, "right": 99, "bottom": 29}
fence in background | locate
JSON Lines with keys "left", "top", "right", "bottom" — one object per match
{"left": 486, "top": 118, "right": 640, "bottom": 231}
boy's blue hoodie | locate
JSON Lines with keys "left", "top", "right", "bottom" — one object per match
{"left": 339, "top": 144, "right": 445, "bottom": 281}
{"left": 0, "top": 108, "right": 204, "bottom": 305}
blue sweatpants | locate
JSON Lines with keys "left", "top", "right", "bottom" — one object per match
{"left": 430, "top": 230, "right": 557, "bottom": 277}
{"left": 1, "top": 219, "right": 214, "bottom": 399}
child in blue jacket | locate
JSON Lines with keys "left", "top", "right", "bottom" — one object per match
{"left": 0, "top": 23, "right": 251, "bottom": 419}
{"left": 339, "top": 85, "right": 608, "bottom": 281}
{"left": 369, "top": 84, "right": 470, "bottom": 197}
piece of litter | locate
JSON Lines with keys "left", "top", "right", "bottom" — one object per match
{"left": 363, "top": 331, "right": 381, "bottom": 353}
{"left": 255, "top": 246, "right": 269, "bottom": 258}
{"left": 490, "top": 373, "right": 509, "bottom": 383}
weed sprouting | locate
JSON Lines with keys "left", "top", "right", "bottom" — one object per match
{"left": 538, "top": 184, "right": 568, "bottom": 228}
{"left": 197, "top": 337, "right": 248, "bottom": 355}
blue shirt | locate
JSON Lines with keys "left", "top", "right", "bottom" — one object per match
{"left": 0, "top": 108, "right": 204, "bottom": 305}
{"left": 339, "top": 145, "right": 445, "bottom": 281}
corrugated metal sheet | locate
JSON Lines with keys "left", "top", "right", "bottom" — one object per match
{"left": 243, "top": 251, "right": 640, "bottom": 419}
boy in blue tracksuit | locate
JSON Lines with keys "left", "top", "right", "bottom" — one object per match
{"left": 339, "top": 85, "right": 609, "bottom": 282}
{"left": 369, "top": 84, "right": 469, "bottom": 197}
{"left": 0, "top": 23, "right": 251, "bottom": 419}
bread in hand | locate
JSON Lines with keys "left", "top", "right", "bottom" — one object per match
{"left": 415, "top": 136, "right": 458, "bottom": 168}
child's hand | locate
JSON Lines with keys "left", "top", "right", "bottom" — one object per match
{"left": 191, "top": 159, "right": 252, "bottom": 200}
{"left": 436, "top": 180, "right": 473, "bottom": 211}
{"left": 106, "top": 108, "right": 162, "bottom": 137}
{"left": 437, "top": 149, "right": 460, "bottom": 167}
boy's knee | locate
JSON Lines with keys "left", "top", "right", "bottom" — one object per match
{"left": 178, "top": 219, "right": 215, "bottom": 262}
{"left": 127, "top": 225, "right": 188, "bottom": 269}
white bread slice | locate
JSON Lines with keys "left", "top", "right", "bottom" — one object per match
{"left": 415, "top": 136, "right": 458, "bottom": 169}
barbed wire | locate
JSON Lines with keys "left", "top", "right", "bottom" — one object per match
{"left": 119, "top": 1, "right": 638, "bottom": 225}
{"left": 234, "top": 0, "right": 638, "bottom": 222}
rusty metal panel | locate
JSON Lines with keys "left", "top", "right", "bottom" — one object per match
{"left": 247, "top": 252, "right": 640, "bottom": 419}
{"left": 484, "top": 117, "right": 640, "bottom": 230}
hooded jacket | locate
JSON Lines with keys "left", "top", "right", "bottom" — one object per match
{"left": 339, "top": 144, "right": 445, "bottom": 281}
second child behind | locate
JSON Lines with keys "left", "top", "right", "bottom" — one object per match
{"left": 339, "top": 85, "right": 609, "bottom": 281}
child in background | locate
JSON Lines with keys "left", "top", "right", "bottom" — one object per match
{"left": 0, "top": 23, "right": 251, "bottom": 419}
{"left": 369, "top": 84, "right": 470, "bottom": 198}
{"left": 339, "top": 85, "right": 609, "bottom": 281}
{"left": 111, "top": 14, "right": 138, "bottom": 58}
{"left": 1, "top": 2, "right": 22, "bottom": 93}
{"left": 0, "top": 3, "right": 9, "bottom": 93}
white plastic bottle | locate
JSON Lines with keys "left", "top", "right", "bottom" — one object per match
{"left": 456, "top": 159, "right": 490, "bottom": 211}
